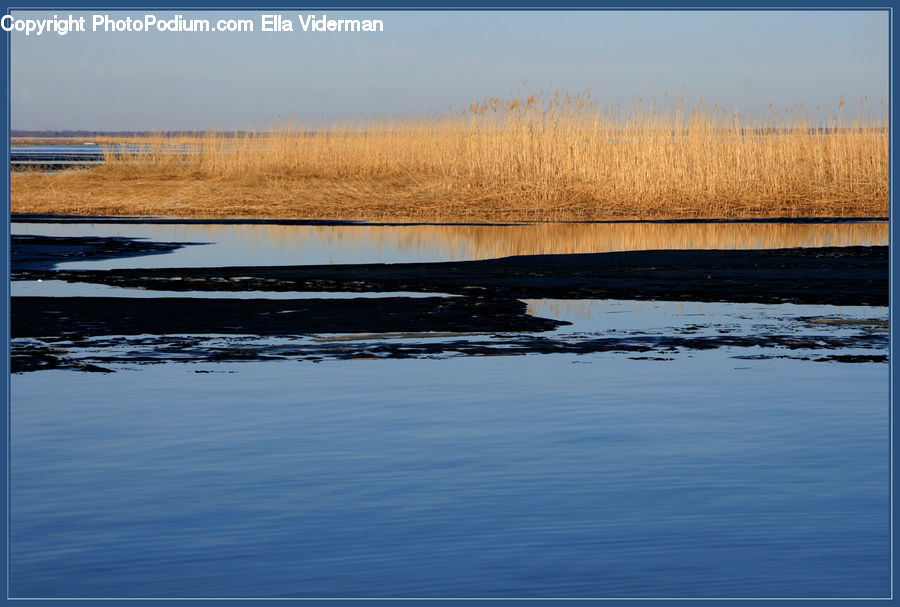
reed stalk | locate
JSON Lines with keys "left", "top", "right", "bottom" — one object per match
{"left": 11, "top": 92, "right": 889, "bottom": 221}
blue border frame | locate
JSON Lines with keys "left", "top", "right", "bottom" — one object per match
{"left": 0, "top": 5, "right": 894, "bottom": 606}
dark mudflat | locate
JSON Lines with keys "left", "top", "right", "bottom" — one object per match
{"left": 10, "top": 237, "right": 888, "bottom": 373}
{"left": 20, "top": 246, "right": 888, "bottom": 306}
{"left": 11, "top": 234, "right": 192, "bottom": 271}
{"left": 11, "top": 317, "right": 888, "bottom": 373}
{"left": 11, "top": 295, "right": 561, "bottom": 340}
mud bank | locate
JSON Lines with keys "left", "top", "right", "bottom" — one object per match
{"left": 11, "top": 234, "right": 190, "bottom": 271}
{"left": 11, "top": 295, "right": 560, "bottom": 340}
{"left": 17, "top": 246, "right": 888, "bottom": 307}
{"left": 10, "top": 236, "right": 888, "bottom": 373}
{"left": 11, "top": 317, "right": 888, "bottom": 373}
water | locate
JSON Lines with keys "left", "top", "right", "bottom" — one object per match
{"left": 13, "top": 298, "right": 886, "bottom": 367}
{"left": 10, "top": 355, "right": 889, "bottom": 598}
{"left": 10, "top": 144, "right": 188, "bottom": 168}
{"left": 10, "top": 144, "right": 108, "bottom": 167}
{"left": 12, "top": 220, "right": 889, "bottom": 269}
{"left": 11, "top": 280, "right": 454, "bottom": 299}
{"left": 526, "top": 298, "right": 887, "bottom": 339}
{"left": 9, "top": 221, "right": 890, "bottom": 598}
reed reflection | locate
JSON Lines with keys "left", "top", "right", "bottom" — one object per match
{"left": 207, "top": 221, "right": 889, "bottom": 263}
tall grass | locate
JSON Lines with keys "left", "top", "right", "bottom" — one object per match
{"left": 11, "top": 92, "right": 888, "bottom": 221}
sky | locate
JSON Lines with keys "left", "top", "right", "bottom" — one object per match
{"left": 8, "top": 10, "right": 890, "bottom": 131}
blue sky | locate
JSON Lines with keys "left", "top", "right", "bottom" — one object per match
{"left": 9, "top": 10, "right": 890, "bottom": 131}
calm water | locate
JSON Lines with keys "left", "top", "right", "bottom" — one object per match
{"left": 12, "top": 220, "right": 889, "bottom": 268}
{"left": 9, "top": 221, "right": 890, "bottom": 598}
{"left": 11, "top": 280, "right": 453, "bottom": 299}
{"left": 11, "top": 355, "right": 889, "bottom": 598}
{"left": 525, "top": 298, "right": 887, "bottom": 336}
{"left": 10, "top": 144, "right": 184, "bottom": 167}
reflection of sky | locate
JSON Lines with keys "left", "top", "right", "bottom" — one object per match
{"left": 525, "top": 298, "right": 888, "bottom": 334}
{"left": 523, "top": 298, "right": 888, "bottom": 361}
{"left": 12, "top": 221, "right": 890, "bottom": 270}
{"left": 11, "top": 353, "right": 889, "bottom": 597}
{"left": 9, "top": 216, "right": 890, "bottom": 599}
{"left": 10, "top": 280, "right": 454, "bottom": 299}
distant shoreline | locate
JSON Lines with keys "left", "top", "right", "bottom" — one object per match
{"left": 9, "top": 213, "right": 890, "bottom": 227}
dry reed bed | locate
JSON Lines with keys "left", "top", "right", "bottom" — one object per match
{"left": 11, "top": 93, "right": 889, "bottom": 221}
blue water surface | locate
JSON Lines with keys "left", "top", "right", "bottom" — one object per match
{"left": 10, "top": 353, "right": 889, "bottom": 598}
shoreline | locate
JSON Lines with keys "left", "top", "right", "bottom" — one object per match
{"left": 10, "top": 212, "right": 890, "bottom": 227}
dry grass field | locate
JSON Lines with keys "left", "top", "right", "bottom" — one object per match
{"left": 11, "top": 92, "right": 889, "bottom": 221}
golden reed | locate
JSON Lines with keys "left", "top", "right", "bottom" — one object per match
{"left": 11, "top": 92, "right": 888, "bottom": 221}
